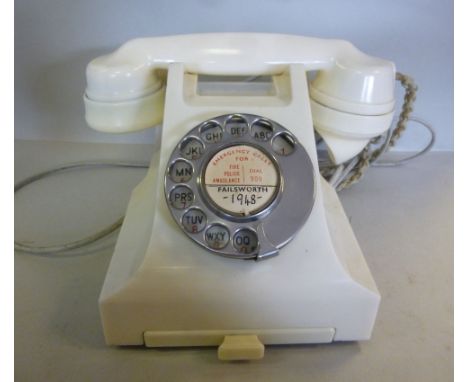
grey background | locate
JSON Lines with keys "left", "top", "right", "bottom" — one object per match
{"left": 15, "top": 0, "right": 453, "bottom": 150}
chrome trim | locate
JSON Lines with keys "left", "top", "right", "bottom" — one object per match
{"left": 164, "top": 113, "right": 315, "bottom": 260}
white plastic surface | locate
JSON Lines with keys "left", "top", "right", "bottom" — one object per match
{"left": 143, "top": 328, "right": 335, "bottom": 347}
{"left": 218, "top": 335, "right": 265, "bottom": 361}
{"left": 317, "top": 133, "right": 370, "bottom": 166}
{"left": 84, "top": 87, "right": 165, "bottom": 133}
{"left": 84, "top": 34, "right": 395, "bottom": 132}
{"left": 97, "top": 63, "right": 380, "bottom": 347}
{"left": 310, "top": 98, "right": 395, "bottom": 164}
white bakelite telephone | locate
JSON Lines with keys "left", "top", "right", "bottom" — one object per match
{"left": 84, "top": 34, "right": 396, "bottom": 359}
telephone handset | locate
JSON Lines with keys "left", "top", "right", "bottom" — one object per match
{"left": 84, "top": 34, "right": 390, "bottom": 352}
{"left": 85, "top": 33, "right": 395, "bottom": 164}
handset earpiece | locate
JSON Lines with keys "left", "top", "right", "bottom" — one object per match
{"left": 84, "top": 86, "right": 165, "bottom": 133}
{"left": 309, "top": 49, "right": 396, "bottom": 164}
{"left": 84, "top": 53, "right": 166, "bottom": 133}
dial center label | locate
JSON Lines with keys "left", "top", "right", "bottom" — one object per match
{"left": 203, "top": 144, "right": 279, "bottom": 216}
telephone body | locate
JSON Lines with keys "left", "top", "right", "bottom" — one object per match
{"left": 84, "top": 34, "right": 394, "bottom": 349}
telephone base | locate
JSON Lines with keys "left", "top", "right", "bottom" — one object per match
{"left": 98, "top": 63, "right": 380, "bottom": 347}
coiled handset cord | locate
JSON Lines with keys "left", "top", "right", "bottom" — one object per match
{"left": 14, "top": 73, "right": 434, "bottom": 254}
{"left": 324, "top": 72, "right": 435, "bottom": 190}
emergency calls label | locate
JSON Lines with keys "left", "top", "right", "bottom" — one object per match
{"left": 203, "top": 145, "right": 279, "bottom": 216}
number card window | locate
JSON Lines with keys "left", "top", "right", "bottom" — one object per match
{"left": 203, "top": 144, "right": 280, "bottom": 217}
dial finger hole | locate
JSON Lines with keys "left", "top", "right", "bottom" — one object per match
{"left": 233, "top": 228, "right": 258, "bottom": 254}
{"left": 200, "top": 121, "right": 223, "bottom": 144}
{"left": 205, "top": 224, "right": 230, "bottom": 249}
{"left": 272, "top": 132, "right": 296, "bottom": 156}
{"left": 182, "top": 208, "right": 207, "bottom": 233}
{"left": 169, "top": 159, "right": 193, "bottom": 183}
{"left": 180, "top": 137, "right": 204, "bottom": 160}
{"left": 225, "top": 115, "right": 248, "bottom": 138}
{"left": 169, "top": 185, "right": 194, "bottom": 209}
{"left": 251, "top": 119, "right": 274, "bottom": 141}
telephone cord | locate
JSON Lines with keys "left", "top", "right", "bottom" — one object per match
{"left": 329, "top": 72, "right": 435, "bottom": 191}
{"left": 14, "top": 162, "right": 148, "bottom": 255}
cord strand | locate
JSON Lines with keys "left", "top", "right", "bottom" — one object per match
{"left": 14, "top": 162, "right": 149, "bottom": 255}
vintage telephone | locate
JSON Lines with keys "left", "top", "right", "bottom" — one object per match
{"left": 84, "top": 34, "right": 396, "bottom": 359}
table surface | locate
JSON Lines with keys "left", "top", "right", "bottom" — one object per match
{"left": 14, "top": 140, "right": 453, "bottom": 382}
